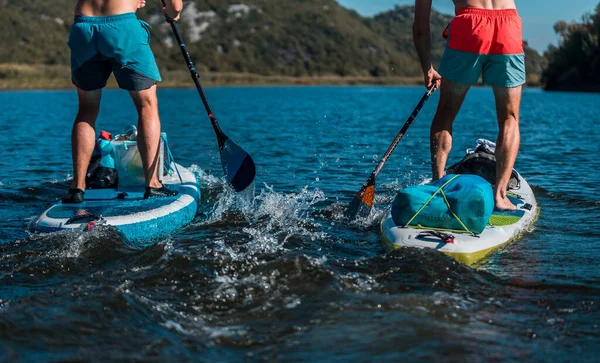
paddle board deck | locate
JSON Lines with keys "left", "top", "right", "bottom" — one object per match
{"left": 30, "top": 163, "right": 200, "bottom": 244}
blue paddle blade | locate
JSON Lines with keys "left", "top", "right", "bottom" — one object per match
{"left": 220, "top": 138, "right": 256, "bottom": 192}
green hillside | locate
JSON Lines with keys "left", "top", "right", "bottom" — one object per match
{"left": 0, "top": 0, "right": 545, "bottom": 84}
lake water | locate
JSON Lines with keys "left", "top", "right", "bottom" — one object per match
{"left": 0, "top": 86, "right": 598, "bottom": 360}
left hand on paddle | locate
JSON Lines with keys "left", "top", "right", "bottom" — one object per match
{"left": 137, "top": 0, "right": 146, "bottom": 9}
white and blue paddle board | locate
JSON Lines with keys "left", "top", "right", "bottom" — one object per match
{"left": 31, "top": 161, "right": 200, "bottom": 245}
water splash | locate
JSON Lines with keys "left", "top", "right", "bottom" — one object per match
{"left": 241, "top": 184, "right": 328, "bottom": 251}
{"left": 189, "top": 165, "right": 224, "bottom": 191}
{"left": 219, "top": 184, "right": 328, "bottom": 255}
{"left": 192, "top": 164, "right": 329, "bottom": 255}
{"left": 62, "top": 230, "right": 90, "bottom": 258}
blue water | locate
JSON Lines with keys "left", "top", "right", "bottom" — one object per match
{"left": 0, "top": 87, "right": 599, "bottom": 360}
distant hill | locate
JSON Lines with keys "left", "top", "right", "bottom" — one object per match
{"left": 0, "top": 0, "right": 545, "bottom": 84}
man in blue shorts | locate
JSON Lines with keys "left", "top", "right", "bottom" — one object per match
{"left": 62, "top": 0, "right": 183, "bottom": 203}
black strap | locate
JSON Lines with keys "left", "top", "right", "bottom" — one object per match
{"left": 66, "top": 212, "right": 103, "bottom": 225}
{"left": 417, "top": 231, "right": 455, "bottom": 244}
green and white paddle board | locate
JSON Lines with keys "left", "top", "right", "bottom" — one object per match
{"left": 380, "top": 140, "right": 539, "bottom": 266}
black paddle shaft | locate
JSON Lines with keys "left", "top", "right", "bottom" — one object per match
{"left": 160, "top": 0, "right": 226, "bottom": 148}
{"left": 370, "top": 86, "right": 435, "bottom": 179}
{"left": 345, "top": 86, "right": 436, "bottom": 220}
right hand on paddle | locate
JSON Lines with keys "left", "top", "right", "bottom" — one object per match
{"left": 424, "top": 67, "right": 442, "bottom": 91}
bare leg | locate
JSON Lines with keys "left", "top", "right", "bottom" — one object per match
{"left": 492, "top": 86, "right": 522, "bottom": 211}
{"left": 70, "top": 88, "right": 102, "bottom": 190}
{"left": 430, "top": 79, "right": 470, "bottom": 180}
{"left": 129, "top": 85, "right": 162, "bottom": 188}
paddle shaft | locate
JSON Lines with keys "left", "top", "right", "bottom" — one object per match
{"left": 345, "top": 86, "right": 436, "bottom": 219}
{"left": 160, "top": 0, "right": 226, "bottom": 145}
{"left": 369, "top": 86, "right": 435, "bottom": 179}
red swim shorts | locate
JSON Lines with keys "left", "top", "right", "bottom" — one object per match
{"left": 439, "top": 7, "right": 526, "bottom": 88}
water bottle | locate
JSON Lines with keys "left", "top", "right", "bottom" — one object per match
{"left": 124, "top": 125, "right": 138, "bottom": 141}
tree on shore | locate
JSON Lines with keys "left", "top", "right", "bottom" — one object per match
{"left": 543, "top": 3, "right": 600, "bottom": 92}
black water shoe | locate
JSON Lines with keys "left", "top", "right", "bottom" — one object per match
{"left": 144, "top": 185, "right": 179, "bottom": 199}
{"left": 62, "top": 188, "right": 85, "bottom": 204}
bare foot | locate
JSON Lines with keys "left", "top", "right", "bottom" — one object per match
{"left": 495, "top": 196, "right": 517, "bottom": 211}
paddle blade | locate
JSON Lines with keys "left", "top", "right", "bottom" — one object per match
{"left": 219, "top": 137, "right": 256, "bottom": 192}
{"left": 345, "top": 177, "right": 376, "bottom": 220}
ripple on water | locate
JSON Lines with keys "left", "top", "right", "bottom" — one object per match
{"left": 0, "top": 87, "right": 599, "bottom": 360}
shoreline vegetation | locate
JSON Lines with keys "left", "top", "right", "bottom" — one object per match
{"left": 0, "top": 64, "right": 544, "bottom": 89}
{"left": 0, "top": 64, "right": 420, "bottom": 89}
{"left": 1, "top": 2, "right": 550, "bottom": 90}
{"left": 2, "top": 2, "right": 598, "bottom": 92}
{"left": 542, "top": 5, "right": 600, "bottom": 93}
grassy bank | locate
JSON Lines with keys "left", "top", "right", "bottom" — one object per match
{"left": 0, "top": 64, "right": 543, "bottom": 89}
{"left": 0, "top": 64, "right": 423, "bottom": 89}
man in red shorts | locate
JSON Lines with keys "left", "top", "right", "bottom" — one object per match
{"left": 413, "top": 0, "right": 525, "bottom": 210}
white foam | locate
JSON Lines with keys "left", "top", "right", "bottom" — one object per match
{"left": 64, "top": 232, "right": 87, "bottom": 258}
{"left": 162, "top": 320, "right": 191, "bottom": 335}
{"left": 284, "top": 296, "right": 302, "bottom": 309}
{"left": 203, "top": 325, "right": 248, "bottom": 339}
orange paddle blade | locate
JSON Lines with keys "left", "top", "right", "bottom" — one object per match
{"left": 345, "top": 178, "right": 376, "bottom": 220}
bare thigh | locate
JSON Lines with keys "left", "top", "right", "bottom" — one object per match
{"left": 492, "top": 86, "right": 522, "bottom": 123}
{"left": 434, "top": 79, "right": 471, "bottom": 124}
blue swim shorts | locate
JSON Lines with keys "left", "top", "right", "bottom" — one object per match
{"left": 68, "top": 13, "right": 161, "bottom": 91}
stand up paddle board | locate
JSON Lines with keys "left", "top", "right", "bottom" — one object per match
{"left": 30, "top": 130, "right": 200, "bottom": 245}
{"left": 380, "top": 140, "right": 538, "bottom": 266}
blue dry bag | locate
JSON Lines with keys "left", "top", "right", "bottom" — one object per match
{"left": 391, "top": 174, "right": 494, "bottom": 234}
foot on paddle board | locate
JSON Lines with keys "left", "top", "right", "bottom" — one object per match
{"left": 379, "top": 139, "right": 538, "bottom": 266}
{"left": 32, "top": 130, "right": 200, "bottom": 245}
{"left": 61, "top": 188, "right": 85, "bottom": 204}
{"left": 144, "top": 185, "right": 179, "bottom": 199}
